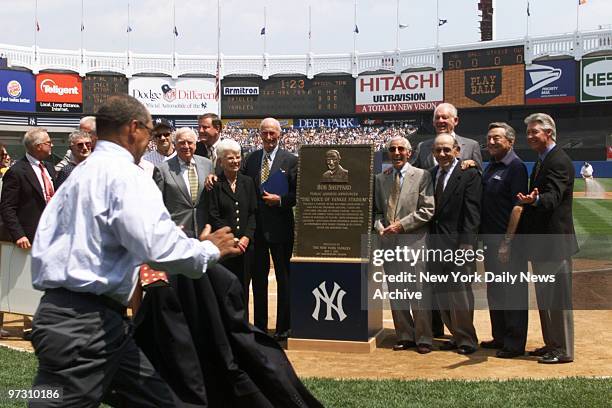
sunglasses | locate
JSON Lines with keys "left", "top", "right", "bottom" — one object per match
{"left": 73, "top": 142, "right": 92, "bottom": 149}
{"left": 388, "top": 146, "right": 409, "bottom": 153}
{"left": 154, "top": 132, "right": 172, "bottom": 139}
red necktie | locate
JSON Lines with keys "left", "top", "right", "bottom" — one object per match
{"left": 38, "top": 162, "right": 54, "bottom": 203}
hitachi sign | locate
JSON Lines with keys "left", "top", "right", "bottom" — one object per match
{"left": 359, "top": 73, "right": 440, "bottom": 92}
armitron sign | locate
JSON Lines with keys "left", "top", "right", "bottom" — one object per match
{"left": 36, "top": 73, "right": 83, "bottom": 113}
{"left": 355, "top": 71, "right": 443, "bottom": 113}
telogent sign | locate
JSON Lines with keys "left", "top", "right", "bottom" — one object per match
{"left": 129, "top": 77, "right": 218, "bottom": 115}
{"left": 36, "top": 73, "right": 83, "bottom": 113}
{"left": 525, "top": 59, "right": 576, "bottom": 104}
{"left": 0, "top": 70, "right": 36, "bottom": 112}
{"left": 355, "top": 71, "right": 443, "bottom": 113}
{"left": 581, "top": 56, "right": 612, "bottom": 102}
{"left": 293, "top": 118, "right": 359, "bottom": 129}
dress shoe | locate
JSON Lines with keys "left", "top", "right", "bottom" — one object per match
{"left": 496, "top": 349, "right": 524, "bottom": 359}
{"left": 538, "top": 350, "right": 573, "bottom": 364}
{"left": 457, "top": 345, "right": 477, "bottom": 355}
{"left": 433, "top": 331, "right": 445, "bottom": 338}
{"left": 392, "top": 341, "right": 416, "bottom": 351}
{"left": 273, "top": 330, "right": 290, "bottom": 341}
{"left": 416, "top": 344, "right": 432, "bottom": 354}
{"left": 439, "top": 341, "right": 457, "bottom": 351}
{"left": 480, "top": 340, "right": 503, "bottom": 349}
{"left": 528, "top": 346, "right": 551, "bottom": 357}
{"left": 22, "top": 329, "right": 32, "bottom": 341}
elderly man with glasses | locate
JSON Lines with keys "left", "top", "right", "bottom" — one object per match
{"left": 55, "top": 130, "right": 93, "bottom": 188}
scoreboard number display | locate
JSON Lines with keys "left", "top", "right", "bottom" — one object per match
{"left": 221, "top": 76, "right": 355, "bottom": 117}
{"left": 444, "top": 46, "right": 524, "bottom": 70}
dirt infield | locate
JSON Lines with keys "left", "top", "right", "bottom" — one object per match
{"left": 2, "top": 271, "right": 611, "bottom": 381}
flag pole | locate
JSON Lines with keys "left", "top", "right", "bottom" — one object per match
{"left": 173, "top": 0, "right": 176, "bottom": 66}
{"left": 576, "top": 0, "right": 580, "bottom": 33}
{"left": 526, "top": 0, "right": 530, "bottom": 38}
{"left": 308, "top": 5, "right": 312, "bottom": 54}
{"left": 263, "top": 6, "right": 267, "bottom": 55}
{"left": 353, "top": 0, "right": 357, "bottom": 54}
{"left": 127, "top": 0, "right": 131, "bottom": 64}
{"left": 436, "top": 0, "right": 439, "bottom": 47}
{"left": 80, "top": 0, "right": 84, "bottom": 63}
{"left": 34, "top": 0, "right": 38, "bottom": 60}
{"left": 396, "top": 0, "right": 400, "bottom": 50}
{"left": 217, "top": 0, "right": 221, "bottom": 117}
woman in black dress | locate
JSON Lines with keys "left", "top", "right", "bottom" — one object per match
{"left": 208, "top": 138, "right": 257, "bottom": 301}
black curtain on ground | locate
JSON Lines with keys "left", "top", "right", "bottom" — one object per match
{"left": 133, "top": 264, "right": 323, "bottom": 408}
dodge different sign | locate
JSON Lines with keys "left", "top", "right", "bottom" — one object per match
{"left": 355, "top": 71, "right": 443, "bottom": 113}
{"left": 129, "top": 77, "right": 218, "bottom": 115}
{"left": 0, "top": 70, "right": 36, "bottom": 112}
{"left": 36, "top": 73, "right": 83, "bottom": 113}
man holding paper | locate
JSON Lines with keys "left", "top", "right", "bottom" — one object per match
{"left": 242, "top": 118, "right": 297, "bottom": 340}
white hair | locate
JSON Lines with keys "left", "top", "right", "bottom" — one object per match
{"left": 174, "top": 127, "right": 197, "bottom": 143}
{"left": 434, "top": 102, "right": 458, "bottom": 119}
{"left": 23, "top": 127, "right": 49, "bottom": 150}
{"left": 524, "top": 113, "right": 557, "bottom": 141}
{"left": 216, "top": 138, "right": 241, "bottom": 159}
{"left": 386, "top": 136, "right": 411, "bottom": 151}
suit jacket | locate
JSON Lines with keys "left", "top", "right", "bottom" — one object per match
{"left": 208, "top": 172, "right": 257, "bottom": 241}
{"left": 153, "top": 155, "right": 213, "bottom": 238}
{"left": 518, "top": 145, "right": 578, "bottom": 260}
{"left": 242, "top": 149, "right": 297, "bottom": 243}
{"left": 0, "top": 157, "right": 56, "bottom": 242}
{"left": 374, "top": 163, "right": 435, "bottom": 242}
{"left": 429, "top": 161, "right": 482, "bottom": 249}
{"left": 412, "top": 134, "right": 483, "bottom": 170}
{"left": 195, "top": 141, "right": 223, "bottom": 174}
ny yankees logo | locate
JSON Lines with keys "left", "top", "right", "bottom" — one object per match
{"left": 312, "top": 281, "right": 347, "bottom": 322}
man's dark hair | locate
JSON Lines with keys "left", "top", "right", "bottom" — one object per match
{"left": 96, "top": 95, "right": 150, "bottom": 139}
{"left": 198, "top": 113, "right": 222, "bottom": 131}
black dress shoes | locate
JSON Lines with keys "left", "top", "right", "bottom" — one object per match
{"left": 538, "top": 350, "right": 573, "bottom": 364}
{"left": 416, "top": 344, "right": 432, "bottom": 354}
{"left": 528, "top": 346, "right": 551, "bottom": 357}
{"left": 392, "top": 340, "right": 416, "bottom": 351}
{"left": 273, "top": 330, "right": 291, "bottom": 341}
{"left": 457, "top": 345, "right": 477, "bottom": 355}
{"left": 480, "top": 340, "right": 503, "bottom": 349}
{"left": 439, "top": 341, "right": 457, "bottom": 351}
{"left": 496, "top": 349, "right": 524, "bottom": 359}
{"left": 22, "top": 329, "right": 32, "bottom": 341}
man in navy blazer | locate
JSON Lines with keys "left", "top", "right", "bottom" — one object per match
{"left": 0, "top": 127, "right": 56, "bottom": 249}
{"left": 242, "top": 118, "right": 297, "bottom": 340}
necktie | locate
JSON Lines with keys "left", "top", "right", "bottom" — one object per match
{"left": 532, "top": 158, "right": 542, "bottom": 182}
{"left": 38, "top": 162, "right": 54, "bottom": 203}
{"left": 261, "top": 154, "right": 270, "bottom": 183}
{"left": 209, "top": 146, "right": 217, "bottom": 168}
{"left": 188, "top": 162, "right": 198, "bottom": 204}
{"left": 386, "top": 170, "right": 401, "bottom": 223}
{"left": 435, "top": 168, "right": 447, "bottom": 204}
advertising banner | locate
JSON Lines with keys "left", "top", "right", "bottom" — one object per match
{"left": 293, "top": 117, "right": 359, "bottom": 128}
{"left": 0, "top": 70, "right": 36, "bottom": 112}
{"left": 83, "top": 74, "right": 128, "bottom": 114}
{"left": 525, "top": 59, "right": 576, "bottom": 104}
{"left": 36, "top": 73, "right": 83, "bottom": 113}
{"left": 444, "top": 65, "right": 524, "bottom": 108}
{"left": 581, "top": 56, "right": 612, "bottom": 102}
{"left": 222, "top": 118, "right": 293, "bottom": 129}
{"left": 355, "top": 71, "right": 443, "bottom": 113}
{"left": 221, "top": 76, "right": 355, "bottom": 117}
{"left": 129, "top": 77, "right": 218, "bottom": 115}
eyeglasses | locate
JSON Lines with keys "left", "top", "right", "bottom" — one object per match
{"left": 73, "top": 142, "right": 92, "bottom": 149}
{"left": 154, "top": 132, "right": 172, "bottom": 139}
{"left": 434, "top": 147, "right": 453, "bottom": 154}
{"left": 37, "top": 140, "right": 53, "bottom": 147}
{"left": 137, "top": 121, "right": 154, "bottom": 138}
{"left": 388, "top": 146, "right": 409, "bottom": 153}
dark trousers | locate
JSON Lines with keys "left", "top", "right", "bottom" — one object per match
{"left": 221, "top": 247, "right": 253, "bottom": 308}
{"left": 30, "top": 289, "right": 178, "bottom": 408}
{"left": 252, "top": 234, "right": 292, "bottom": 334}
{"left": 483, "top": 238, "right": 528, "bottom": 353}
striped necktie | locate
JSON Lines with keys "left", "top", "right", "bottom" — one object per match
{"left": 261, "top": 154, "right": 270, "bottom": 183}
{"left": 188, "top": 162, "right": 198, "bottom": 204}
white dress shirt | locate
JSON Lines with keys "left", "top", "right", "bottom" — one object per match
{"left": 25, "top": 152, "right": 51, "bottom": 195}
{"left": 179, "top": 157, "right": 198, "bottom": 197}
{"left": 31, "top": 140, "right": 219, "bottom": 305}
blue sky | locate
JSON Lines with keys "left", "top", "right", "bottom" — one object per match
{"left": 1, "top": 0, "right": 611, "bottom": 55}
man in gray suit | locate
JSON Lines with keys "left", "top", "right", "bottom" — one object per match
{"left": 374, "top": 136, "right": 435, "bottom": 354}
{"left": 153, "top": 127, "right": 213, "bottom": 238}
{"left": 411, "top": 103, "right": 483, "bottom": 171}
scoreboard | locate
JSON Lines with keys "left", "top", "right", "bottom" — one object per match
{"left": 221, "top": 76, "right": 355, "bottom": 117}
{"left": 443, "top": 46, "right": 524, "bottom": 70}
{"left": 83, "top": 74, "right": 128, "bottom": 114}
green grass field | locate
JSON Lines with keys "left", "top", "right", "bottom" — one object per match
{"left": 573, "top": 198, "right": 612, "bottom": 260}
{"left": 0, "top": 347, "right": 610, "bottom": 408}
{"left": 572, "top": 177, "right": 612, "bottom": 193}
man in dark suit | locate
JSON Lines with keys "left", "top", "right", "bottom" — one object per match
{"left": 412, "top": 103, "right": 483, "bottom": 171}
{"left": 0, "top": 127, "right": 55, "bottom": 249}
{"left": 411, "top": 102, "right": 482, "bottom": 337}
{"left": 242, "top": 117, "right": 297, "bottom": 340}
{"left": 517, "top": 113, "right": 578, "bottom": 364}
{"left": 153, "top": 127, "right": 213, "bottom": 238}
{"left": 429, "top": 133, "right": 481, "bottom": 355}
{"left": 195, "top": 112, "right": 222, "bottom": 169}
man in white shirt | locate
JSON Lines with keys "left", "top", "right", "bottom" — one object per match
{"left": 29, "top": 95, "right": 240, "bottom": 407}
{"left": 142, "top": 118, "right": 177, "bottom": 167}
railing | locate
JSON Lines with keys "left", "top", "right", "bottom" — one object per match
{"left": 1, "top": 28, "right": 611, "bottom": 79}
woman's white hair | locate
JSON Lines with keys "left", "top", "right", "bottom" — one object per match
{"left": 216, "top": 138, "right": 241, "bottom": 159}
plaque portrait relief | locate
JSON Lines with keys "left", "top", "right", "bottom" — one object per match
{"left": 320, "top": 149, "right": 349, "bottom": 183}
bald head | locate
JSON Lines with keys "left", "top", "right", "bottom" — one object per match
{"left": 432, "top": 133, "right": 459, "bottom": 170}
{"left": 260, "top": 117, "right": 281, "bottom": 153}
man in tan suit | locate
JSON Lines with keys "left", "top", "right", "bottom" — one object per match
{"left": 374, "top": 136, "right": 435, "bottom": 354}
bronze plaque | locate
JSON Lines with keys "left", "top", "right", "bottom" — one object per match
{"left": 294, "top": 145, "right": 374, "bottom": 259}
